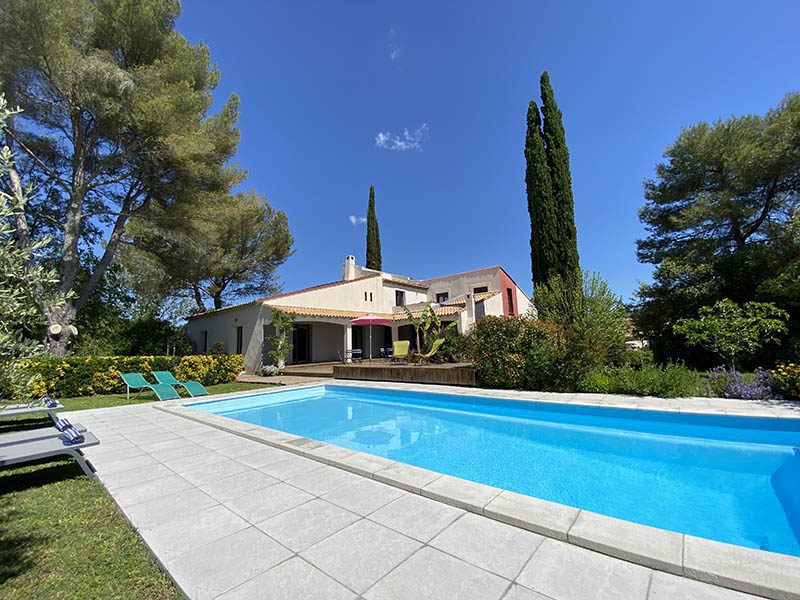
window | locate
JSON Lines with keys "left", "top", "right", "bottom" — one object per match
{"left": 507, "top": 288, "right": 515, "bottom": 315}
{"left": 473, "top": 286, "right": 488, "bottom": 294}
{"left": 395, "top": 290, "right": 405, "bottom": 306}
{"left": 369, "top": 292, "right": 373, "bottom": 302}
{"left": 200, "top": 331, "right": 208, "bottom": 353}
{"left": 435, "top": 292, "right": 449, "bottom": 303}
{"left": 364, "top": 291, "right": 368, "bottom": 301}
{"left": 236, "top": 326, "right": 243, "bottom": 354}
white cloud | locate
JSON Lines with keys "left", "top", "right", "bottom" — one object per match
{"left": 374, "top": 123, "right": 429, "bottom": 151}
{"left": 388, "top": 43, "right": 400, "bottom": 61}
{"left": 349, "top": 215, "right": 367, "bottom": 225}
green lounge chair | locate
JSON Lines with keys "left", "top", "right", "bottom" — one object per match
{"left": 391, "top": 340, "right": 411, "bottom": 363}
{"left": 120, "top": 373, "right": 181, "bottom": 401}
{"left": 415, "top": 338, "right": 445, "bottom": 363}
{"left": 151, "top": 371, "right": 209, "bottom": 397}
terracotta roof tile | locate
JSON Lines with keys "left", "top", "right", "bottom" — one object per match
{"left": 265, "top": 304, "right": 392, "bottom": 320}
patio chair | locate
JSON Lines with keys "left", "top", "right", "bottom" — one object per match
{"left": 120, "top": 373, "right": 181, "bottom": 401}
{"left": 415, "top": 338, "right": 445, "bottom": 363}
{"left": 391, "top": 340, "right": 411, "bottom": 364}
{"left": 0, "top": 400, "right": 63, "bottom": 423}
{"left": 151, "top": 371, "right": 209, "bottom": 397}
{"left": 0, "top": 429, "right": 100, "bottom": 478}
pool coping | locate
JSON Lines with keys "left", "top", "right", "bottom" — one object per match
{"left": 154, "top": 380, "right": 800, "bottom": 600}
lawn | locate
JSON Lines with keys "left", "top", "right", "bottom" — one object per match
{"left": 0, "top": 380, "right": 271, "bottom": 598}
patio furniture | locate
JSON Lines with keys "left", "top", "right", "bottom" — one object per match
{"left": 391, "top": 340, "right": 411, "bottom": 363}
{"left": 415, "top": 338, "right": 445, "bottom": 363}
{"left": 151, "top": 371, "right": 209, "bottom": 397}
{"left": 0, "top": 429, "right": 99, "bottom": 478}
{"left": 380, "top": 347, "right": 394, "bottom": 359}
{"left": 338, "top": 348, "right": 363, "bottom": 363}
{"left": 0, "top": 400, "right": 63, "bottom": 423}
{"left": 0, "top": 421, "right": 87, "bottom": 446}
{"left": 350, "top": 314, "right": 392, "bottom": 361}
{"left": 120, "top": 373, "right": 181, "bottom": 401}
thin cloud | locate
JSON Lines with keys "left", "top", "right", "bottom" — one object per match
{"left": 388, "top": 43, "right": 400, "bottom": 61}
{"left": 375, "top": 123, "right": 429, "bottom": 151}
{"left": 349, "top": 215, "right": 368, "bottom": 225}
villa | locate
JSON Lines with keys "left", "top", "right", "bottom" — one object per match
{"left": 186, "top": 255, "right": 533, "bottom": 372}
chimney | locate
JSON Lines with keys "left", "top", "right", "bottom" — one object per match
{"left": 465, "top": 293, "right": 475, "bottom": 321}
{"left": 342, "top": 255, "right": 356, "bottom": 281}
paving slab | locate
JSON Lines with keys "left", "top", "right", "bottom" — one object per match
{"left": 198, "top": 469, "right": 279, "bottom": 502}
{"left": 225, "top": 482, "right": 314, "bottom": 523}
{"left": 217, "top": 556, "right": 356, "bottom": 600}
{"left": 648, "top": 571, "right": 764, "bottom": 599}
{"left": 300, "top": 520, "right": 421, "bottom": 594}
{"left": 484, "top": 490, "right": 579, "bottom": 541}
{"left": 167, "top": 527, "right": 292, "bottom": 600}
{"left": 364, "top": 546, "right": 508, "bottom": 600}
{"left": 322, "top": 477, "right": 405, "bottom": 516}
{"left": 369, "top": 493, "right": 464, "bottom": 542}
{"left": 256, "top": 498, "right": 360, "bottom": 552}
{"left": 431, "top": 513, "right": 544, "bottom": 579}
{"left": 516, "top": 538, "right": 652, "bottom": 600}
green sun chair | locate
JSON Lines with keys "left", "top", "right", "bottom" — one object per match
{"left": 415, "top": 338, "right": 445, "bottom": 363}
{"left": 151, "top": 371, "right": 209, "bottom": 397}
{"left": 120, "top": 373, "right": 181, "bottom": 401}
{"left": 391, "top": 340, "right": 411, "bottom": 363}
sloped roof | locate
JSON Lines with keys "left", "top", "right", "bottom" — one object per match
{"left": 267, "top": 305, "right": 392, "bottom": 320}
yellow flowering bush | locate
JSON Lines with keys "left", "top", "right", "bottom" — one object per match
{"left": 16, "top": 354, "right": 244, "bottom": 399}
{"left": 770, "top": 363, "right": 800, "bottom": 400}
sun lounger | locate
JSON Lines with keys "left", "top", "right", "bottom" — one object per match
{"left": 151, "top": 371, "right": 209, "bottom": 397}
{"left": 0, "top": 431, "right": 99, "bottom": 478}
{"left": 0, "top": 423, "right": 88, "bottom": 446}
{"left": 391, "top": 340, "right": 410, "bottom": 363}
{"left": 415, "top": 338, "right": 445, "bottom": 363}
{"left": 0, "top": 400, "right": 63, "bottom": 423}
{"left": 120, "top": 373, "right": 181, "bottom": 401}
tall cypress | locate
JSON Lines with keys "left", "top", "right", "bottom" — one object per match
{"left": 524, "top": 101, "right": 558, "bottom": 289}
{"left": 539, "top": 71, "right": 580, "bottom": 283}
{"left": 365, "top": 184, "right": 382, "bottom": 271}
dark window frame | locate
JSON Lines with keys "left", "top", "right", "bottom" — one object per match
{"left": 435, "top": 292, "right": 449, "bottom": 303}
{"left": 395, "top": 290, "right": 405, "bottom": 306}
{"left": 236, "top": 326, "right": 243, "bottom": 354}
{"left": 473, "top": 286, "right": 489, "bottom": 294}
{"left": 201, "top": 331, "right": 208, "bottom": 353}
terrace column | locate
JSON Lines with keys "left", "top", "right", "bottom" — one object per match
{"left": 344, "top": 323, "right": 353, "bottom": 363}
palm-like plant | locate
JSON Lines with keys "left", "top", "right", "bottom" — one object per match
{"left": 401, "top": 303, "right": 458, "bottom": 358}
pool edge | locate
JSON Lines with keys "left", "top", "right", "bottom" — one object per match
{"left": 153, "top": 381, "right": 800, "bottom": 600}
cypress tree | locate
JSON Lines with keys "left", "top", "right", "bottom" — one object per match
{"left": 524, "top": 101, "right": 558, "bottom": 289}
{"left": 539, "top": 71, "right": 580, "bottom": 283}
{"left": 365, "top": 184, "right": 382, "bottom": 271}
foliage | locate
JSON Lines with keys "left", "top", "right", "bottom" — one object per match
{"left": 769, "top": 362, "right": 800, "bottom": 400}
{"left": 535, "top": 271, "right": 627, "bottom": 375}
{"left": 16, "top": 354, "right": 243, "bottom": 399}
{"left": 0, "top": 96, "right": 64, "bottom": 400}
{"left": 577, "top": 364, "right": 703, "bottom": 398}
{"left": 706, "top": 366, "right": 777, "bottom": 400}
{"left": 635, "top": 94, "right": 800, "bottom": 368}
{"left": 465, "top": 316, "right": 566, "bottom": 390}
{"left": 0, "top": 0, "right": 245, "bottom": 354}
{"left": 266, "top": 308, "right": 295, "bottom": 369}
{"left": 674, "top": 299, "right": 788, "bottom": 370}
{"left": 124, "top": 191, "right": 293, "bottom": 312}
{"left": 366, "top": 184, "right": 382, "bottom": 271}
{"left": 428, "top": 326, "right": 468, "bottom": 364}
{"left": 525, "top": 71, "right": 580, "bottom": 290}
{"left": 259, "top": 364, "right": 280, "bottom": 377}
{"left": 208, "top": 341, "right": 226, "bottom": 355}
{"left": 402, "top": 303, "right": 458, "bottom": 357}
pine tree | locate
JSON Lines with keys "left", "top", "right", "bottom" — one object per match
{"left": 366, "top": 184, "right": 382, "bottom": 271}
{"left": 539, "top": 71, "right": 580, "bottom": 284}
{"left": 524, "top": 101, "right": 558, "bottom": 288}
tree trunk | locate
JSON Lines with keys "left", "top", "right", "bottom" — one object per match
{"left": 43, "top": 303, "right": 77, "bottom": 357}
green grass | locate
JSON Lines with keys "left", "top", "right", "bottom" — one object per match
{"left": 0, "top": 380, "right": 272, "bottom": 598}
{"left": 58, "top": 381, "right": 272, "bottom": 412}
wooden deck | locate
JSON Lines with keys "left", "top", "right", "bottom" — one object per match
{"left": 332, "top": 362, "right": 477, "bottom": 387}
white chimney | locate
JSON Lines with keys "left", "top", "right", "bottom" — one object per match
{"left": 465, "top": 293, "right": 475, "bottom": 321}
{"left": 342, "top": 255, "right": 356, "bottom": 281}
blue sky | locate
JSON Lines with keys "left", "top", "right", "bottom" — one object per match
{"left": 177, "top": 1, "right": 800, "bottom": 302}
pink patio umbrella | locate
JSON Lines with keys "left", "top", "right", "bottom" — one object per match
{"left": 350, "top": 314, "right": 392, "bottom": 360}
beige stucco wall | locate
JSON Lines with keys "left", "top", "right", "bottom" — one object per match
{"left": 423, "top": 267, "right": 500, "bottom": 301}
{"left": 266, "top": 277, "right": 385, "bottom": 313}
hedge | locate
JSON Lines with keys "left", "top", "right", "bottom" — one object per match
{"left": 19, "top": 354, "right": 244, "bottom": 399}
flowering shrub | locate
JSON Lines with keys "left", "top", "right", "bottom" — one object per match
{"left": 578, "top": 364, "right": 702, "bottom": 397}
{"left": 706, "top": 366, "right": 778, "bottom": 400}
{"left": 17, "top": 354, "right": 244, "bottom": 399}
{"left": 770, "top": 363, "right": 800, "bottom": 400}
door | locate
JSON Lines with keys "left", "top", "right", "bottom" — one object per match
{"left": 292, "top": 324, "right": 311, "bottom": 363}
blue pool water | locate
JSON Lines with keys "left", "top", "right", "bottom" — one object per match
{"left": 191, "top": 385, "right": 800, "bottom": 556}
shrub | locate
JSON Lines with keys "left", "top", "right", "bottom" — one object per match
{"left": 17, "top": 354, "right": 244, "bottom": 399}
{"left": 429, "top": 327, "right": 468, "bottom": 364}
{"left": 769, "top": 362, "right": 800, "bottom": 400}
{"left": 706, "top": 366, "right": 779, "bottom": 400}
{"left": 578, "top": 364, "right": 703, "bottom": 398}
{"left": 466, "top": 316, "right": 566, "bottom": 390}
{"left": 259, "top": 364, "right": 280, "bottom": 377}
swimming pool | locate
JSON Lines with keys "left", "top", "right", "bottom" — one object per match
{"left": 190, "top": 384, "right": 800, "bottom": 556}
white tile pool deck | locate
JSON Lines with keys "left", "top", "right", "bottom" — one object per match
{"left": 65, "top": 382, "right": 800, "bottom": 600}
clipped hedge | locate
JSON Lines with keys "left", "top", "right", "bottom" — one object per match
{"left": 19, "top": 354, "right": 244, "bottom": 399}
